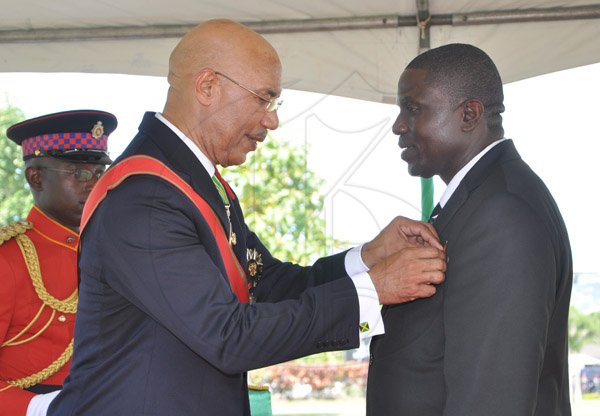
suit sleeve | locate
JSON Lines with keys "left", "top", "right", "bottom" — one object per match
{"left": 442, "top": 193, "right": 558, "bottom": 415}
{"left": 0, "top": 253, "right": 34, "bottom": 416}
{"left": 223, "top": 181, "right": 350, "bottom": 303}
{"left": 247, "top": 230, "right": 349, "bottom": 302}
{"left": 89, "top": 177, "right": 360, "bottom": 375}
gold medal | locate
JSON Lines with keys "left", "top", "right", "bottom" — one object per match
{"left": 246, "top": 248, "right": 263, "bottom": 290}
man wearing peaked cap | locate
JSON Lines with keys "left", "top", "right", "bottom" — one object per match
{"left": 0, "top": 110, "right": 117, "bottom": 416}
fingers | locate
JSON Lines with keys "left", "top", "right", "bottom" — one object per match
{"left": 412, "top": 281, "right": 438, "bottom": 298}
{"left": 393, "top": 216, "right": 443, "bottom": 250}
{"left": 427, "top": 269, "right": 445, "bottom": 285}
{"left": 392, "top": 281, "right": 439, "bottom": 304}
{"left": 401, "top": 245, "right": 446, "bottom": 263}
{"left": 363, "top": 216, "right": 444, "bottom": 269}
{"left": 395, "top": 278, "right": 442, "bottom": 304}
{"left": 370, "top": 245, "right": 447, "bottom": 305}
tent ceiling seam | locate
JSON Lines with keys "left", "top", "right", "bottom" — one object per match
{"left": 0, "top": 5, "right": 599, "bottom": 43}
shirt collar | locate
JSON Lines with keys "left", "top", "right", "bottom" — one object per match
{"left": 27, "top": 205, "right": 79, "bottom": 250}
{"left": 154, "top": 112, "right": 214, "bottom": 177}
{"left": 438, "top": 138, "right": 508, "bottom": 208}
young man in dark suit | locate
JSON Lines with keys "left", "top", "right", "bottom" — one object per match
{"left": 367, "top": 43, "right": 572, "bottom": 416}
{"left": 48, "top": 19, "right": 447, "bottom": 415}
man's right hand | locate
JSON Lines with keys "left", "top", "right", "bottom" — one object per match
{"left": 369, "top": 246, "right": 447, "bottom": 305}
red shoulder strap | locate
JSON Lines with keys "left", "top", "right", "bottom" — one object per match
{"left": 81, "top": 154, "right": 249, "bottom": 303}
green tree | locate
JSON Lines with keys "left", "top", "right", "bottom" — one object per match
{"left": 0, "top": 105, "right": 32, "bottom": 226}
{"left": 225, "top": 136, "right": 339, "bottom": 265}
{"left": 569, "top": 306, "right": 600, "bottom": 352}
{"left": 234, "top": 137, "right": 353, "bottom": 385}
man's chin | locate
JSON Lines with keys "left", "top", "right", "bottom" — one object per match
{"left": 222, "top": 154, "right": 247, "bottom": 168}
{"left": 407, "top": 164, "right": 422, "bottom": 177}
{"left": 407, "top": 165, "right": 434, "bottom": 180}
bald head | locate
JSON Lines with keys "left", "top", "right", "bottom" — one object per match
{"left": 168, "top": 19, "right": 280, "bottom": 92}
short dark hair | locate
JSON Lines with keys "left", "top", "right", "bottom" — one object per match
{"left": 406, "top": 43, "right": 505, "bottom": 134}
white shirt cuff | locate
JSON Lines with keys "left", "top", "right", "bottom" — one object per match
{"left": 26, "top": 390, "right": 60, "bottom": 416}
{"left": 345, "top": 245, "right": 369, "bottom": 275}
{"left": 350, "top": 272, "right": 385, "bottom": 340}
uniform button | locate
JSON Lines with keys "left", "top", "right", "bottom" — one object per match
{"left": 58, "top": 315, "right": 67, "bottom": 323}
{"left": 66, "top": 236, "right": 76, "bottom": 244}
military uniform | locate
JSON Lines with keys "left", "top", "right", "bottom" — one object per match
{"left": 0, "top": 207, "right": 79, "bottom": 415}
{"left": 0, "top": 109, "right": 117, "bottom": 415}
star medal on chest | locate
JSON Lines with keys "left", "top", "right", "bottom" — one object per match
{"left": 247, "top": 248, "right": 264, "bottom": 292}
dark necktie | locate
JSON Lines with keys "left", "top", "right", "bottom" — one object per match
{"left": 429, "top": 203, "right": 442, "bottom": 224}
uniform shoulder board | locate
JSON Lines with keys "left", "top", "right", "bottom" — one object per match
{"left": 0, "top": 221, "right": 33, "bottom": 245}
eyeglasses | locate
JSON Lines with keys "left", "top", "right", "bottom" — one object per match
{"left": 40, "top": 167, "right": 104, "bottom": 182}
{"left": 215, "top": 71, "right": 282, "bottom": 113}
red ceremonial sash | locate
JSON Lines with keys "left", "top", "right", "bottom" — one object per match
{"left": 80, "top": 154, "right": 249, "bottom": 303}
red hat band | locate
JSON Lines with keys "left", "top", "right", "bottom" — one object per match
{"left": 21, "top": 132, "right": 108, "bottom": 158}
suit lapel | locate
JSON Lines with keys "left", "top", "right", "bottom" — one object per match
{"left": 433, "top": 140, "right": 521, "bottom": 233}
{"left": 137, "top": 113, "right": 232, "bottom": 237}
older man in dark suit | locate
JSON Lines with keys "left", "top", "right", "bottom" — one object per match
{"left": 367, "top": 44, "right": 572, "bottom": 416}
{"left": 48, "top": 19, "right": 447, "bottom": 416}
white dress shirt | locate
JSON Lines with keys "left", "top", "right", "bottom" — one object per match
{"left": 437, "top": 138, "right": 508, "bottom": 209}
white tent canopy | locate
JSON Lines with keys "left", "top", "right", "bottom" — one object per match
{"left": 1, "top": 1, "right": 600, "bottom": 102}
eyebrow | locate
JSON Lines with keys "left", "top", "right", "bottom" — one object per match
{"left": 264, "top": 88, "right": 279, "bottom": 98}
{"left": 399, "top": 96, "right": 414, "bottom": 106}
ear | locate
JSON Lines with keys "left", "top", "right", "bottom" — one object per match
{"left": 461, "top": 99, "right": 484, "bottom": 132}
{"left": 194, "top": 68, "right": 218, "bottom": 106}
{"left": 25, "top": 166, "right": 43, "bottom": 192}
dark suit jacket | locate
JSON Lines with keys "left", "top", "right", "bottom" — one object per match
{"left": 49, "top": 112, "right": 359, "bottom": 415}
{"left": 367, "top": 140, "right": 572, "bottom": 416}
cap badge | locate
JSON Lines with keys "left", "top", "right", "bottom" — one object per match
{"left": 91, "top": 121, "right": 104, "bottom": 139}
